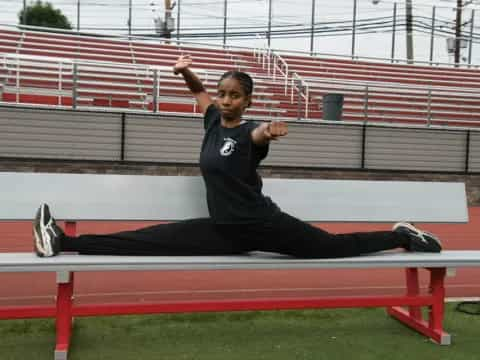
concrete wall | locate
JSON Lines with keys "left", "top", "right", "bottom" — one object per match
{"left": 2, "top": 105, "right": 480, "bottom": 205}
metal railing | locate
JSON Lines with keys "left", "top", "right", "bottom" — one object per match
{"left": 0, "top": 53, "right": 287, "bottom": 118}
{"left": 304, "top": 76, "right": 480, "bottom": 126}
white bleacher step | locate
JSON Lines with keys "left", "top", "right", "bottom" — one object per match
{"left": 76, "top": 87, "right": 148, "bottom": 98}
{"left": 2, "top": 85, "right": 71, "bottom": 96}
{"left": 298, "top": 70, "right": 480, "bottom": 88}
{"left": 288, "top": 60, "right": 480, "bottom": 81}
{"left": 283, "top": 55, "right": 480, "bottom": 77}
{"left": 338, "top": 103, "right": 480, "bottom": 120}
{"left": 336, "top": 111, "right": 480, "bottom": 126}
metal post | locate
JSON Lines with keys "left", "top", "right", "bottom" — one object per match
{"left": 176, "top": 0, "right": 180, "bottom": 41}
{"left": 128, "top": 0, "right": 132, "bottom": 36}
{"left": 121, "top": 113, "right": 126, "bottom": 161}
{"left": 58, "top": 62, "right": 63, "bottom": 106}
{"left": 361, "top": 124, "right": 366, "bottom": 168}
{"left": 310, "top": 0, "right": 316, "bottom": 54}
{"left": 427, "top": 87, "right": 432, "bottom": 126}
{"left": 465, "top": 130, "right": 471, "bottom": 173}
{"left": 351, "top": 0, "right": 357, "bottom": 58}
{"left": 223, "top": 0, "right": 227, "bottom": 47}
{"left": 391, "top": 2, "right": 397, "bottom": 62}
{"left": 72, "top": 63, "right": 78, "bottom": 110}
{"left": 77, "top": 0, "right": 80, "bottom": 32}
{"left": 406, "top": 0, "right": 414, "bottom": 63}
{"left": 429, "top": 6, "right": 435, "bottom": 63}
{"left": 153, "top": 69, "right": 159, "bottom": 113}
{"left": 468, "top": 9, "right": 475, "bottom": 65}
{"left": 363, "top": 85, "right": 369, "bottom": 121}
{"left": 267, "top": 0, "right": 272, "bottom": 48}
{"left": 297, "top": 80, "right": 303, "bottom": 120}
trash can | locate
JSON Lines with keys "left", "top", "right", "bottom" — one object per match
{"left": 322, "top": 93, "right": 344, "bottom": 121}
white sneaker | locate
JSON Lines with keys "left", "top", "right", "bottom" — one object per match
{"left": 393, "top": 222, "right": 442, "bottom": 253}
{"left": 33, "top": 204, "right": 63, "bottom": 257}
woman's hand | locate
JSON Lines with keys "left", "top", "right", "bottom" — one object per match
{"left": 173, "top": 55, "right": 192, "bottom": 75}
{"left": 265, "top": 121, "right": 288, "bottom": 140}
{"left": 251, "top": 121, "right": 288, "bottom": 145}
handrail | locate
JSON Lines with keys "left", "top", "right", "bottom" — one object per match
{"left": 290, "top": 72, "right": 309, "bottom": 119}
{"left": 270, "top": 52, "right": 289, "bottom": 95}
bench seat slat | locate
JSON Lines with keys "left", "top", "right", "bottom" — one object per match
{"left": 1, "top": 251, "right": 479, "bottom": 272}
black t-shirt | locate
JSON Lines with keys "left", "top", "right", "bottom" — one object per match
{"left": 199, "top": 104, "right": 279, "bottom": 223}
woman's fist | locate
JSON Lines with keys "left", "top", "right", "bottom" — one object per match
{"left": 173, "top": 55, "right": 192, "bottom": 75}
{"left": 265, "top": 121, "right": 288, "bottom": 140}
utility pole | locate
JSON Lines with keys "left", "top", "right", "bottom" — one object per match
{"left": 128, "top": 0, "right": 132, "bottom": 36}
{"left": 165, "top": 0, "right": 172, "bottom": 40}
{"left": 429, "top": 6, "right": 435, "bottom": 63}
{"left": 454, "top": 0, "right": 463, "bottom": 66}
{"left": 76, "top": 0, "right": 81, "bottom": 31}
{"left": 267, "top": 0, "right": 272, "bottom": 47}
{"left": 351, "top": 0, "right": 357, "bottom": 58}
{"left": 310, "top": 0, "right": 316, "bottom": 54}
{"left": 223, "top": 0, "right": 227, "bottom": 47}
{"left": 468, "top": 9, "right": 475, "bottom": 65}
{"left": 391, "top": 2, "right": 397, "bottom": 62}
{"left": 22, "top": 0, "right": 27, "bottom": 25}
{"left": 406, "top": 0, "right": 414, "bottom": 63}
{"left": 176, "top": 0, "right": 180, "bottom": 41}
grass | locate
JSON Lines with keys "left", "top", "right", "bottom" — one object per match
{"left": 1, "top": 303, "right": 479, "bottom": 360}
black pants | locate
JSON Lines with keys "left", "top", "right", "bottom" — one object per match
{"left": 62, "top": 211, "right": 408, "bottom": 258}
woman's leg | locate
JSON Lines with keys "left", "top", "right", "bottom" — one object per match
{"left": 61, "top": 218, "right": 244, "bottom": 255}
{"left": 34, "top": 203, "right": 243, "bottom": 256}
{"left": 249, "top": 211, "right": 410, "bottom": 258}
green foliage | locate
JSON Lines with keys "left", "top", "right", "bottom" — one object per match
{"left": 18, "top": 1, "right": 72, "bottom": 30}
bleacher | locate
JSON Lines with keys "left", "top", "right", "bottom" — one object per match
{"left": 0, "top": 27, "right": 308, "bottom": 118}
{"left": 279, "top": 54, "right": 480, "bottom": 126}
{"left": 1, "top": 26, "right": 480, "bottom": 127}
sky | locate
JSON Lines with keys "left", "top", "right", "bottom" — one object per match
{"left": 0, "top": 0, "right": 479, "bottom": 65}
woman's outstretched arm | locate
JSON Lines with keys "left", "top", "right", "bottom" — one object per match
{"left": 173, "top": 55, "right": 213, "bottom": 115}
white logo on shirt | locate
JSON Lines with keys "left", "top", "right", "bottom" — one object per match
{"left": 220, "top": 137, "right": 237, "bottom": 156}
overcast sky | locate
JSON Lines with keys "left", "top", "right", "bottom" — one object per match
{"left": 0, "top": 0, "right": 479, "bottom": 65}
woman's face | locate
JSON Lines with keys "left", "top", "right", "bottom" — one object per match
{"left": 216, "top": 77, "right": 251, "bottom": 124}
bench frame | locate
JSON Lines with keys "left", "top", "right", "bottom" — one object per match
{"left": 0, "top": 222, "right": 456, "bottom": 360}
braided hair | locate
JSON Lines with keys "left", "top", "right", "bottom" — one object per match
{"left": 218, "top": 71, "right": 253, "bottom": 107}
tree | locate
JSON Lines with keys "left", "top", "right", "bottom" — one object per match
{"left": 18, "top": 1, "right": 72, "bottom": 30}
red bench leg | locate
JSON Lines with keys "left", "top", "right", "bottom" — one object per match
{"left": 406, "top": 268, "right": 422, "bottom": 320}
{"left": 388, "top": 267, "right": 451, "bottom": 345}
{"left": 54, "top": 220, "right": 76, "bottom": 360}
{"left": 428, "top": 268, "right": 450, "bottom": 344}
{"left": 55, "top": 272, "right": 74, "bottom": 360}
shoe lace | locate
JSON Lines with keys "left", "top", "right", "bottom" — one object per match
{"left": 45, "top": 218, "right": 59, "bottom": 236}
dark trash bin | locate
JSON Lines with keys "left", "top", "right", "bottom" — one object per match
{"left": 322, "top": 93, "right": 344, "bottom": 121}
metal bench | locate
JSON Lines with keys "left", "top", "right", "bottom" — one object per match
{"left": 0, "top": 172, "right": 478, "bottom": 360}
